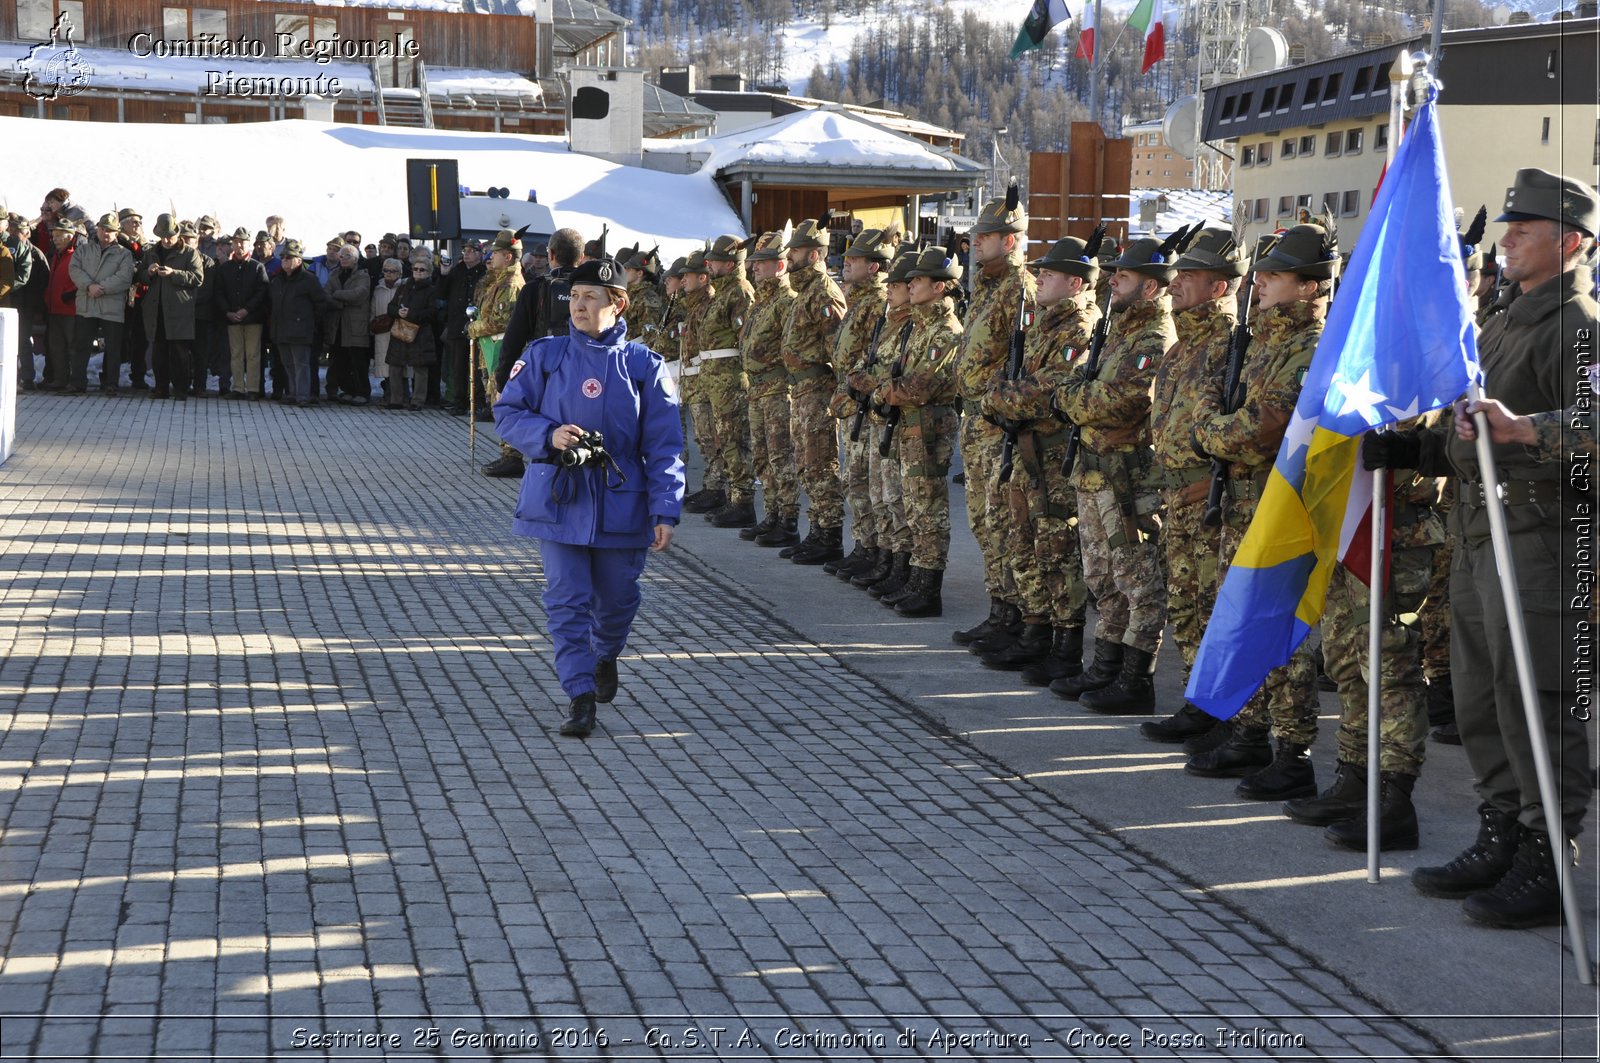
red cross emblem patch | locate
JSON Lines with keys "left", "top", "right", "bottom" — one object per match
{"left": 582, "top": 378, "right": 603, "bottom": 398}
{"left": 508, "top": 360, "right": 526, "bottom": 380}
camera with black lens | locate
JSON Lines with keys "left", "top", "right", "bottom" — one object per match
{"left": 558, "top": 429, "right": 608, "bottom": 468}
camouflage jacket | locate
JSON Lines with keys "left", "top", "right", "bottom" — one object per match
{"left": 881, "top": 299, "right": 962, "bottom": 409}
{"left": 1150, "top": 299, "right": 1236, "bottom": 473}
{"left": 676, "top": 287, "right": 711, "bottom": 366}
{"left": 1055, "top": 294, "right": 1174, "bottom": 458}
{"left": 656, "top": 293, "right": 685, "bottom": 362}
{"left": 1192, "top": 299, "right": 1323, "bottom": 470}
{"left": 848, "top": 306, "right": 914, "bottom": 420}
{"left": 741, "top": 275, "right": 796, "bottom": 385}
{"left": 830, "top": 278, "right": 889, "bottom": 418}
{"left": 982, "top": 294, "right": 1099, "bottom": 425}
{"left": 627, "top": 280, "right": 667, "bottom": 348}
{"left": 782, "top": 263, "right": 847, "bottom": 376}
{"left": 957, "top": 261, "right": 1037, "bottom": 401}
{"left": 698, "top": 272, "right": 754, "bottom": 356}
{"left": 467, "top": 264, "right": 524, "bottom": 338}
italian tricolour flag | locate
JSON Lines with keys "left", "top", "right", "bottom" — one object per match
{"left": 1128, "top": 0, "right": 1166, "bottom": 73}
{"left": 1075, "top": 1, "right": 1095, "bottom": 62}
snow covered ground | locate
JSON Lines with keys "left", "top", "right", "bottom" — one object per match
{"left": 3, "top": 116, "right": 742, "bottom": 258}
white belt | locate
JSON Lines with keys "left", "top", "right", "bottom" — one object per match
{"left": 486, "top": 331, "right": 505, "bottom": 342}
{"left": 698, "top": 348, "right": 741, "bottom": 361}
{"left": 682, "top": 364, "right": 701, "bottom": 377}
{"left": 666, "top": 359, "right": 683, "bottom": 381}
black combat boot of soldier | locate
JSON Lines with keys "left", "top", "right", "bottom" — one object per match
{"left": 895, "top": 567, "right": 944, "bottom": 618}
{"left": 709, "top": 499, "right": 757, "bottom": 528}
{"left": 791, "top": 525, "right": 843, "bottom": 565}
{"left": 1461, "top": 827, "right": 1566, "bottom": 929}
{"left": 741, "top": 510, "right": 779, "bottom": 541}
{"left": 826, "top": 542, "right": 872, "bottom": 578}
{"left": 879, "top": 556, "right": 921, "bottom": 606}
{"left": 482, "top": 453, "right": 526, "bottom": 478}
{"left": 1427, "top": 674, "right": 1460, "bottom": 744}
{"left": 852, "top": 548, "right": 895, "bottom": 589}
{"left": 684, "top": 488, "right": 726, "bottom": 514}
{"left": 1079, "top": 646, "right": 1156, "bottom": 715}
{"left": 952, "top": 598, "right": 1006, "bottom": 646}
{"left": 1184, "top": 723, "right": 1271, "bottom": 777}
{"left": 778, "top": 523, "right": 815, "bottom": 558}
{"left": 756, "top": 516, "right": 800, "bottom": 548}
{"left": 982, "top": 622, "right": 1052, "bottom": 671}
{"left": 1283, "top": 760, "right": 1366, "bottom": 826}
{"left": 558, "top": 693, "right": 597, "bottom": 738}
{"left": 1021, "top": 627, "right": 1083, "bottom": 686}
{"left": 868, "top": 552, "right": 912, "bottom": 600}
{"left": 1140, "top": 703, "right": 1218, "bottom": 744}
{"left": 594, "top": 659, "right": 619, "bottom": 704}
{"left": 1048, "top": 639, "right": 1123, "bottom": 700}
{"left": 1234, "top": 740, "right": 1317, "bottom": 800}
{"left": 1326, "top": 771, "right": 1418, "bottom": 851}
{"left": 1413, "top": 804, "right": 1520, "bottom": 898}
{"left": 970, "top": 604, "right": 1024, "bottom": 655}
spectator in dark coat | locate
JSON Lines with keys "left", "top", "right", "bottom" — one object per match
{"left": 2, "top": 210, "right": 42, "bottom": 389}
{"left": 217, "top": 227, "right": 270, "bottom": 399}
{"left": 385, "top": 252, "right": 440, "bottom": 410}
{"left": 441, "top": 238, "right": 486, "bottom": 412}
{"left": 181, "top": 221, "right": 221, "bottom": 394}
{"left": 323, "top": 244, "right": 373, "bottom": 403}
{"left": 115, "top": 208, "right": 151, "bottom": 390}
{"left": 67, "top": 214, "right": 135, "bottom": 394}
{"left": 136, "top": 213, "right": 205, "bottom": 400}
{"left": 269, "top": 239, "right": 332, "bottom": 405}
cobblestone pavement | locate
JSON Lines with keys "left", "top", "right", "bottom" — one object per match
{"left": 0, "top": 393, "right": 1450, "bottom": 1060}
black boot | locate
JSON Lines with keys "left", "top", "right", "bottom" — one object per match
{"left": 741, "top": 510, "right": 780, "bottom": 541}
{"left": 1413, "top": 804, "right": 1520, "bottom": 898}
{"left": 683, "top": 486, "right": 713, "bottom": 509}
{"left": 756, "top": 516, "right": 800, "bottom": 548}
{"left": 952, "top": 598, "right": 1007, "bottom": 646}
{"left": 709, "top": 499, "right": 757, "bottom": 528}
{"left": 1462, "top": 827, "right": 1568, "bottom": 929}
{"left": 1140, "top": 703, "right": 1219, "bottom": 744}
{"left": 852, "top": 548, "right": 895, "bottom": 589}
{"left": 969, "top": 604, "right": 1024, "bottom": 656}
{"left": 1234, "top": 740, "right": 1317, "bottom": 800}
{"left": 684, "top": 488, "right": 726, "bottom": 514}
{"left": 1427, "top": 674, "right": 1460, "bottom": 744}
{"left": 778, "top": 523, "right": 814, "bottom": 558}
{"left": 1184, "top": 723, "right": 1271, "bottom": 777}
{"left": 481, "top": 453, "right": 526, "bottom": 478}
{"left": 1283, "top": 761, "right": 1366, "bottom": 826}
{"left": 1049, "top": 639, "right": 1123, "bottom": 700}
{"left": 1021, "top": 626, "right": 1084, "bottom": 686}
{"left": 1079, "top": 646, "right": 1157, "bottom": 715}
{"left": 1325, "top": 771, "right": 1419, "bottom": 851}
{"left": 594, "top": 658, "right": 619, "bottom": 704}
{"left": 1184, "top": 716, "right": 1236, "bottom": 756}
{"left": 791, "top": 525, "right": 843, "bottom": 565}
{"left": 895, "top": 567, "right": 944, "bottom": 617}
{"left": 981, "top": 622, "right": 1052, "bottom": 670}
{"left": 869, "top": 552, "right": 913, "bottom": 600}
{"left": 826, "top": 542, "right": 873, "bottom": 578}
{"left": 559, "top": 693, "right": 597, "bottom": 738}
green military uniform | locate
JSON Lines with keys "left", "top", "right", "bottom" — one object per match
{"left": 677, "top": 252, "right": 722, "bottom": 508}
{"left": 741, "top": 232, "right": 800, "bottom": 541}
{"left": 781, "top": 219, "right": 849, "bottom": 561}
{"left": 699, "top": 235, "right": 757, "bottom": 519}
{"left": 469, "top": 231, "right": 526, "bottom": 464}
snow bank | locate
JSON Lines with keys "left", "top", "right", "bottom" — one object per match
{"left": 1, "top": 117, "right": 742, "bottom": 258}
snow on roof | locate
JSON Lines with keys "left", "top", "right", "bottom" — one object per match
{"left": 648, "top": 107, "right": 972, "bottom": 174}
{"left": 0, "top": 116, "right": 738, "bottom": 261}
{"left": 1127, "top": 188, "right": 1234, "bottom": 237}
{"left": 249, "top": 0, "right": 628, "bottom": 23}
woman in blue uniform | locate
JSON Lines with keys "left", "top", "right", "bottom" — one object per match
{"left": 494, "top": 257, "right": 685, "bottom": 738}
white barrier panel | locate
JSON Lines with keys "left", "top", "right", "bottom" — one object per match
{"left": 0, "top": 308, "right": 15, "bottom": 466}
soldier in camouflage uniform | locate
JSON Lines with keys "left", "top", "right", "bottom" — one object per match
{"left": 826, "top": 226, "right": 898, "bottom": 580}
{"left": 623, "top": 247, "right": 667, "bottom": 352}
{"left": 741, "top": 232, "right": 802, "bottom": 547}
{"left": 874, "top": 246, "right": 963, "bottom": 617}
{"left": 678, "top": 249, "right": 725, "bottom": 513}
{"left": 851, "top": 251, "right": 918, "bottom": 596}
{"left": 1184, "top": 225, "right": 1331, "bottom": 794}
{"left": 1052, "top": 237, "right": 1176, "bottom": 713}
{"left": 1139, "top": 228, "right": 1247, "bottom": 741}
{"left": 468, "top": 229, "right": 527, "bottom": 472}
{"left": 978, "top": 236, "right": 1100, "bottom": 683}
{"left": 950, "top": 195, "right": 1038, "bottom": 653}
{"left": 700, "top": 235, "right": 758, "bottom": 528}
{"left": 782, "top": 219, "right": 849, "bottom": 564}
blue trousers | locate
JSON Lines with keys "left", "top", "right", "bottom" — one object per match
{"left": 538, "top": 540, "right": 649, "bottom": 698}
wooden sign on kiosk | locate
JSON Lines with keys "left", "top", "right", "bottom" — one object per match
{"left": 1026, "top": 122, "right": 1131, "bottom": 255}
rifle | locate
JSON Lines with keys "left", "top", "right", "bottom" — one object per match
{"left": 849, "top": 303, "right": 889, "bottom": 442}
{"left": 1202, "top": 242, "right": 1258, "bottom": 527}
{"left": 877, "top": 320, "right": 916, "bottom": 457}
{"left": 994, "top": 182, "right": 1032, "bottom": 485}
{"left": 657, "top": 291, "right": 678, "bottom": 335}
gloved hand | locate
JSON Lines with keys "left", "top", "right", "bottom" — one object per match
{"left": 1361, "top": 430, "right": 1422, "bottom": 470}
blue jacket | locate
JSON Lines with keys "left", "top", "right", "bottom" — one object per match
{"left": 494, "top": 318, "right": 685, "bottom": 548}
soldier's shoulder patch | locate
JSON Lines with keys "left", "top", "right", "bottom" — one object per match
{"left": 1297, "top": 367, "right": 1308, "bottom": 385}
{"left": 1064, "top": 347, "right": 1081, "bottom": 362}
{"left": 508, "top": 360, "right": 526, "bottom": 380}
{"left": 1135, "top": 354, "right": 1153, "bottom": 370}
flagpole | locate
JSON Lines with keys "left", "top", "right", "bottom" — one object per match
{"left": 1089, "top": 0, "right": 1103, "bottom": 129}
{"left": 1467, "top": 395, "right": 1595, "bottom": 984}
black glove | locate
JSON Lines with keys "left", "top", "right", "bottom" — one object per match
{"left": 1361, "top": 430, "right": 1422, "bottom": 470}
{"left": 1190, "top": 426, "right": 1211, "bottom": 462}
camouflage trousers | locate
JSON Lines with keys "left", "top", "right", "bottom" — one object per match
{"left": 700, "top": 358, "right": 753, "bottom": 503}
{"left": 1009, "top": 442, "right": 1086, "bottom": 628}
{"left": 1221, "top": 491, "right": 1319, "bottom": 744}
{"left": 1077, "top": 485, "right": 1167, "bottom": 654}
{"left": 843, "top": 433, "right": 877, "bottom": 546}
{"left": 683, "top": 371, "right": 722, "bottom": 491}
{"left": 959, "top": 414, "right": 1012, "bottom": 598}
{"left": 869, "top": 434, "right": 910, "bottom": 553}
{"left": 1162, "top": 483, "right": 1224, "bottom": 675}
{"left": 1321, "top": 551, "right": 1431, "bottom": 775}
{"left": 1420, "top": 536, "right": 1453, "bottom": 683}
{"left": 480, "top": 362, "right": 517, "bottom": 461}
{"left": 789, "top": 379, "right": 844, "bottom": 529}
{"left": 895, "top": 405, "right": 957, "bottom": 569}
{"left": 749, "top": 381, "right": 798, "bottom": 519}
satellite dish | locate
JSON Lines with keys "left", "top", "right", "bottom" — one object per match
{"left": 1243, "top": 26, "right": 1288, "bottom": 75}
{"left": 1491, "top": 4, "right": 1511, "bottom": 24}
{"left": 1162, "top": 95, "right": 1199, "bottom": 160}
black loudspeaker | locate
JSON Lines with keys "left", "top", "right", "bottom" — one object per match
{"left": 572, "top": 86, "right": 610, "bottom": 121}
{"left": 406, "top": 158, "right": 461, "bottom": 241}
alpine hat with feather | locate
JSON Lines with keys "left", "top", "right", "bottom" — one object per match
{"left": 1111, "top": 223, "right": 1196, "bottom": 285}
{"left": 1250, "top": 222, "right": 1339, "bottom": 279}
{"left": 973, "top": 180, "right": 1027, "bottom": 236}
{"left": 906, "top": 245, "right": 962, "bottom": 283}
{"left": 705, "top": 234, "right": 749, "bottom": 263}
{"left": 1172, "top": 226, "right": 1247, "bottom": 277}
{"left": 1031, "top": 222, "right": 1107, "bottom": 283}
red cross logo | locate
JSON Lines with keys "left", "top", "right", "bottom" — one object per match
{"left": 582, "top": 378, "right": 603, "bottom": 398}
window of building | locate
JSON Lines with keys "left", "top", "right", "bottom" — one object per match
{"left": 1254, "top": 198, "right": 1270, "bottom": 222}
{"left": 1278, "top": 195, "right": 1295, "bottom": 216}
{"left": 1257, "top": 141, "right": 1272, "bottom": 165}
{"left": 1341, "top": 190, "right": 1361, "bottom": 217}
{"left": 1277, "top": 83, "right": 1294, "bottom": 112}
{"left": 1322, "top": 72, "right": 1341, "bottom": 102}
{"left": 1282, "top": 137, "right": 1297, "bottom": 159}
{"left": 163, "top": 7, "right": 227, "bottom": 37}
{"left": 1240, "top": 145, "right": 1255, "bottom": 167}
{"left": 1542, "top": 116, "right": 1551, "bottom": 145}
{"left": 17, "top": 0, "right": 82, "bottom": 41}
{"left": 1352, "top": 67, "right": 1372, "bottom": 96}
{"left": 1220, "top": 95, "right": 1237, "bottom": 122}
{"left": 1345, "top": 128, "right": 1364, "bottom": 154}
{"left": 1323, "top": 191, "right": 1340, "bottom": 213}
{"left": 1326, "top": 131, "right": 1342, "bottom": 157}
{"left": 1237, "top": 91, "right": 1253, "bottom": 116}
{"left": 1260, "top": 86, "right": 1277, "bottom": 114}
{"left": 1375, "top": 124, "right": 1389, "bottom": 150}
{"left": 1296, "top": 193, "right": 1313, "bottom": 214}
{"left": 275, "top": 13, "right": 338, "bottom": 53}
{"left": 1302, "top": 77, "right": 1321, "bottom": 106}
{"left": 1299, "top": 134, "right": 1315, "bottom": 156}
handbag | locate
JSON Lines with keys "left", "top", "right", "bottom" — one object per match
{"left": 368, "top": 314, "right": 393, "bottom": 335}
{"left": 389, "top": 317, "right": 419, "bottom": 343}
